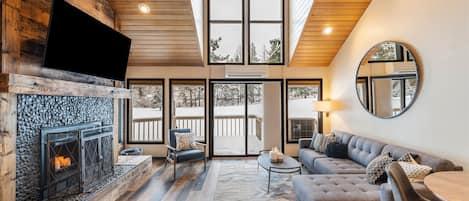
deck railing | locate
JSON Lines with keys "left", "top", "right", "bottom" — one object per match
{"left": 130, "top": 117, "right": 163, "bottom": 143}
{"left": 130, "top": 115, "right": 263, "bottom": 143}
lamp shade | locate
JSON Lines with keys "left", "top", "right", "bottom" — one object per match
{"left": 313, "top": 101, "right": 337, "bottom": 112}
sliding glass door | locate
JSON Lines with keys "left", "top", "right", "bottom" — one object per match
{"left": 210, "top": 80, "right": 282, "bottom": 157}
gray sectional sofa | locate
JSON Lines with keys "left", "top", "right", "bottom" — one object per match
{"left": 293, "top": 130, "right": 461, "bottom": 201}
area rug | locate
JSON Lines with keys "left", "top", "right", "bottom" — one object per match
{"left": 213, "top": 160, "right": 297, "bottom": 201}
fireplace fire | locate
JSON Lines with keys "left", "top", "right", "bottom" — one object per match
{"left": 40, "top": 122, "right": 114, "bottom": 200}
{"left": 54, "top": 156, "right": 72, "bottom": 171}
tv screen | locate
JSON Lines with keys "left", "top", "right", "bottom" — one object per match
{"left": 43, "top": 0, "right": 131, "bottom": 81}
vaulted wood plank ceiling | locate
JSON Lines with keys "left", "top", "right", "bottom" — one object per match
{"left": 110, "top": 0, "right": 203, "bottom": 66}
{"left": 290, "top": 0, "right": 371, "bottom": 67}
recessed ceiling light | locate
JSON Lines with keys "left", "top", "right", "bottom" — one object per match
{"left": 322, "top": 27, "right": 333, "bottom": 35}
{"left": 138, "top": 3, "right": 151, "bottom": 14}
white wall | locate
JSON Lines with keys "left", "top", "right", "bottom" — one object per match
{"left": 329, "top": 0, "right": 469, "bottom": 169}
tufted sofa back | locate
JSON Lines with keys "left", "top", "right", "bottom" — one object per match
{"left": 381, "top": 145, "right": 457, "bottom": 172}
{"left": 347, "top": 136, "right": 386, "bottom": 166}
{"left": 331, "top": 130, "right": 354, "bottom": 144}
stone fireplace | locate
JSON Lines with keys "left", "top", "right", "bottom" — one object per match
{"left": 16, "top": 95, "right": 113, "bottom": 201}
{"left": 40, "top": 122, "right": 114, "bottom": 200}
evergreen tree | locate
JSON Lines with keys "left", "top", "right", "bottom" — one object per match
{"left": 266, "top": 38, "right": 282, "bottom": 63}
{"left": 210, "top": 37, "right": 230, "bottom": 62}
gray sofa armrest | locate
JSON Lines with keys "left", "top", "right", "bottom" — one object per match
{"left": 298, "top": 138, "right": 312, "bottom": 149}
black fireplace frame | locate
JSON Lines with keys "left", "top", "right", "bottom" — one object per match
{"left": 40, "top": 121, "right": 113, "bottom": 200}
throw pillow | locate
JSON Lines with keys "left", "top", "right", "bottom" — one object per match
{"left": 309, "top": 133, "right": 318, "bottom": 149}
{"left": 398, "top": 162, "right": 432, "bottom": 183}
{"left": 312, "top": 134, "right": 324, "bottom": 151}
{"left": 366, "top": 154, "right": 394, "bottom": 184}
{"left": 318, "top": 134, "right": 336, "bottom": 153}
{"left": 325, "top": 142, "right": 348, "bottom": 159}
{"left": 397, "top": 152, "right": 419, "bottom": 164}
{"left": 175, "top": 132, "right": 197, "bottom": 151}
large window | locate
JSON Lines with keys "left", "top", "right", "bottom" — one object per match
{"left": 170, "top": 79, "right": 207, "bottom": 142}
{"left": 209, "top": 0, "right": 244, "bottom": 64}
{"left": 249, "top": 0, "right": 284, "bottom": 64}
{"left": 208, "top": 0, "right": 284, "bottom": 65}
{"left": 286, "top": 79, "right": 322, "bottom": 143}
{"left": 127, "top": 79, "right": 164, "bottom": 144}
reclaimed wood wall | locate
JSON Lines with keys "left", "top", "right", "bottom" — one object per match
{"left": 0, "top": 1, "right": 121, "bottom": 200}
{"left": 5, "top": 0, "right": 116, "bottom": 85}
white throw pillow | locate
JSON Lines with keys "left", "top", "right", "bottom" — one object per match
{"left": 175, "top": 132, "right": 197, "bottom": 151}
{"left": 398, "top": 162, "right": 432, "bottom": 183}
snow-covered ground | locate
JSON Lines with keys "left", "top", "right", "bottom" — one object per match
{"left": 133, "top": 98, "right": 318, "bottom": 119}
{"left": 131, "top": 98, "right": 318, "bottom": 154}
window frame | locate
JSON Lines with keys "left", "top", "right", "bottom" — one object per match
{"left": 126, "top": 79, "right": 165, "bottom": 144}
{"left": 369, "top": 74, "right": 417, "bottom": 115}
{"left": 169, "top": 79, "right": 208, "bottom": 143}
{"left": 248, "top": 0, "right": 285, "bottom": 65}
{"left": 208, "top": 0, "right": 245, "bottom": 65}
{"left": 285, "top": 79, "right": 323, "bottom": 144}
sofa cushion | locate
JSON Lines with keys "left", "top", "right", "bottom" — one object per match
{"left": 380, "top": 182, "right": 437, "bottom": 201}
{"left": 299, "top": 148, "right": 327, "bottom": 171}
{"left": 309, "top": 133, "right": 319, "bottom": 149}
{"left": 348, "top": 136, "right": 386, "bottom": 167}
{"left": 325, "top": 142, "right": 348, "bottom": 159}
{"left": 292, "top": 174, "right": 381, "bottom": 201}
{"left": 331, "top": 130, "right": 354, "bottom": 144}
{"left": 313, "top": 157, "right": 366, "bottom": 174}
{"left": 381, "top": 145, "right": 456, "bottom": 172}
{"left": 319, "top": 134, "right": 336, "bottom": 153}
{"left": 366, "top": 154, "right": 393, "bottom": 184}
{"left": 313, "top": 134, "right": 325, "bottom": 150}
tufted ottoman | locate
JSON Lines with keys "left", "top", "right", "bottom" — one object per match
{"left": 292, "top": 174, "right": 381, "bottom": 201}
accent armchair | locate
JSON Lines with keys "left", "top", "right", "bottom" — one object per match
{"left": 165, "top": 128, "right": 207, "bottom": 180}
{"left": 385, "top": 162, "right": 442, "bottom": 201}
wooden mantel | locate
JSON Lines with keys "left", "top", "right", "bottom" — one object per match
{"left": 0, "top": 73, "right": 131, "bottom": 99}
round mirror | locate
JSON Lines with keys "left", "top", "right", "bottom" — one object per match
{"left": 356, "top": 41, "right": 420, "bottom": 118}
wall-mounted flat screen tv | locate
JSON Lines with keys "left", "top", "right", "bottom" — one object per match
{"left": 43, "top": 0, "right": 131, "bottom": 81}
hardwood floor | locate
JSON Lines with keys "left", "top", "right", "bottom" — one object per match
{"left": 117, "top": 158, "right": 299, "bottom": 201}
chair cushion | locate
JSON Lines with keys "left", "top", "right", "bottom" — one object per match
{"left": 313, "top": 157, "right": 366, "bottom": 174}
{"left": 169, "top": 128, "right": 191, "bottom": 148}
{"left": 298, "top": 148, "right": 327, "bottom": 172}
{"left": 348, "top": 136, "right": 386, "bottom": 167}
{"left": 292, "top": 174, "right": 381, "bottom": 201}
{"left": 169, "top": 149, "right": 205, "bottom": 162}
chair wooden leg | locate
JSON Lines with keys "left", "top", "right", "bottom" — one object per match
{"left": 204, "top": 157, "right": 207, "bottom": 171}
{"left": 173, "top": 161, "right": 177, "bottom": 180}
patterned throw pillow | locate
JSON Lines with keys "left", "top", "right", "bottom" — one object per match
{"left": 398, "top": 162, "right": 432, "bottom": 183}
{"left": 312, "top": 134, "right": 324, "bottom": 151}
{"left": 397, "top": 152, "right": 419, "bottom": 164}
{"left": 366, "top": 154, "right": 394, "bottom": 184}
{"left": 318, "top": 134, "right": 336, "bottom": 153}
{"left": 175, "top": 132, "right": 197, "bottom": 151}
{"left": 309, "top": 133, "right": 318, "bottom": 149}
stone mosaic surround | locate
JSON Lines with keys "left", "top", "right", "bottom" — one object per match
{"left": 16, "top": 95, "right": 113, "bottom": 201}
